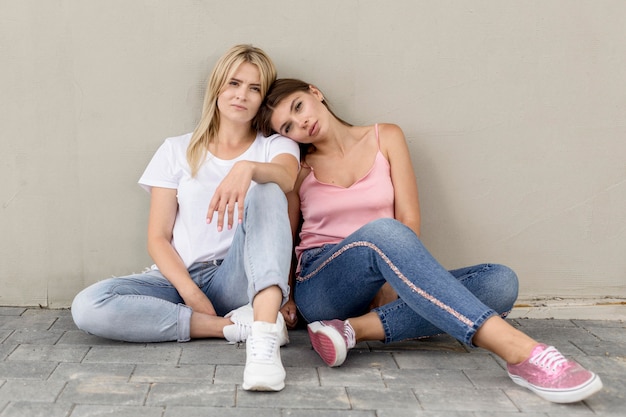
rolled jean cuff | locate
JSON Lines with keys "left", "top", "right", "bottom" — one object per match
{"left": 177, "top": 303, "right": 192, "bottom": 342}
{"left": 465, "top": 310, "right": 498, "bottom": 348}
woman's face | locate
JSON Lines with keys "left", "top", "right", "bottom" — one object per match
{"left": 217, "top": 62, "right": 263, "bottom": 125}
{"left": 270, "top": 87, "right": 326, "bottom": 143}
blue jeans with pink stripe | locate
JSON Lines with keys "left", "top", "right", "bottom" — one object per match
{"left": 294, "top": 218, "right": 518, "bottom": 346}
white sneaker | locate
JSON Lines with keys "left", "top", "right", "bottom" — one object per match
{"left": 242, "top": 321, "right": 286, "bottom": 391}
{"left": 224, "top": 304, "right": 289, "bottom": 345}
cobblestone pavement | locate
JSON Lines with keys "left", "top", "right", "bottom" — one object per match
{"left": 0, "top": 307, "right": 624, "bottom": 416}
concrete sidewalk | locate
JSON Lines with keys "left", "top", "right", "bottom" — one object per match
{"left": 0, "top": 307, "right": 624, "bottom": 416}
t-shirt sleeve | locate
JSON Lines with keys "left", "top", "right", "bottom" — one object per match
{"left": 138, "top": 139, "right": 180, "bottom": 193}
{"left": 265, "top": 134, "right": 300, "bottom": 162}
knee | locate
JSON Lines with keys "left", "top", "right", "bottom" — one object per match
{"left": 488, "top": 264, "right": 519, "bottom": 311}
{"left": 245, "top": 183, "right": 286, "bottom": 210}
{"left": 361, "top": 218, "right": 413, "bottom": 240}
{"left": 71, "top": 284, "right": 108, "bottom": 335}
{"left": 70, "top": 288, "right": 93, "bottom": 332}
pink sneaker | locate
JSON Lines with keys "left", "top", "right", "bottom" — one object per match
{"left": 307, "top": 320, "right": 356, "bottom": 367}
{"left": 507, "top": 343, "right": 603, "bottom": 403}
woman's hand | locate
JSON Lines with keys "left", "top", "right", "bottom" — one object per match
{"left": 206, "top": 161, "right": 254, "bottom": 232}
{"left": 181, "top": 285, "right": 217, "bottom": 316}
{"left": 280, "top": 299, "right": 298, "bottom": 329}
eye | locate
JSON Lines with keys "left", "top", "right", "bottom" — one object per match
{"left": 295, "top": 101, "right": 302, "bottom": 112}
{"left": 229, "top": 80, "right": 239, "bottom": 87}
{"left": 251, "top": 86, "right": 261, "bottom": 93}
{"left": 284, "top": 122, "right": 292, "bottom": 134}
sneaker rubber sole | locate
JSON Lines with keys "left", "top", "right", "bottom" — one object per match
{"left": 307, "top": 321, "right": 347, "bottom": 367}
{"left": 508, "top": 370, "right": 603, "bottom": 403}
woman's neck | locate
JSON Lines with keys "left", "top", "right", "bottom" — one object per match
{"left": 313, "top": 122, "right": 358, "bottom": 157}
{"left": 215, "top": 119, "right": 255, "bottom": 146}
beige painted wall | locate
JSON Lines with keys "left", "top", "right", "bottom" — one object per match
{"left": 1, "top": 1, "right": 625, "bottom": 307}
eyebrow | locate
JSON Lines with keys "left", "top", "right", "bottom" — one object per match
{"left": 230, "top": 77, "right": 261, "bottom": 88}
{"left": 279, "top": 97, "right": 300, "bottom": 135}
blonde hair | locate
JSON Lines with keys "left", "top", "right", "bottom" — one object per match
{"left": 186, "top": 44, "right": 276, "bottom": 177}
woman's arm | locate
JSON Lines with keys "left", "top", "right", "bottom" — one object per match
{"left": 148, "top": 187, "right": 217, "bottom": 316}
{"left": 379, "top": 123, "right": 421, "bottom": 236}
{"left": 206, "top": 154, "right": 299, "bottom": 232}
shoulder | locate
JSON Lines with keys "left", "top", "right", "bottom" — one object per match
{"left": 161, "top": 132, "right": 193, "bottom": 153}
{"left": 376, "top": 123, "right": 405, "bottom": 140}
{"left": 375, "top": 123, "right": 408, "bottom": 157}
{"left": 255, "top": 132, "right": 300, "bottom": 157}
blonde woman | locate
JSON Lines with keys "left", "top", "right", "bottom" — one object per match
{"left": 72, "top": 45, "right": 299, "bottom": 391}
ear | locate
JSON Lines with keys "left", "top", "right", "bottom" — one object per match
{"left": 308, "top": 85, "right": 324, "bottom": 101}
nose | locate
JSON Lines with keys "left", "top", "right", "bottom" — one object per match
{"left": 236, "top": 86, "right": 248, "bottom": 101}
{"left": 296, "top": 115, "right": 308, "bottom": 129}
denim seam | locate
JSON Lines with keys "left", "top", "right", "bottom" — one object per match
{"left": 300, "top": 241, "right": 477, "bottom": 330}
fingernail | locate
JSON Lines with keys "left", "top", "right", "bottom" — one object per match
{"left": 217, "top": 226, "right": 222, "bottom": 232}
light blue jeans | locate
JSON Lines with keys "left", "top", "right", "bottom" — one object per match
{"left": 71, "top": 183, "right": 292, "bottom": 343}
{"left": 295, "top": 218, "right": 519, "bottom": 346}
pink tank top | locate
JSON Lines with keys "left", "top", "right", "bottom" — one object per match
{"left": 296, "top": 124, "right": 395, "bottom": 260}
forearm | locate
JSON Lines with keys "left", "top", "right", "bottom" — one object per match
{"left": 148, "top": 237, "right": 201, "bottom": 300}
{"left": 247, "top": 156, "right": 298, "bottom": 193}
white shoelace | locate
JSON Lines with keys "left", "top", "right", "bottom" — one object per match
{"left": 530, "top": 346, "right": 568, "bottom": 372}
{"left": 249, "top": 332, "right": 278, "bottom": 363}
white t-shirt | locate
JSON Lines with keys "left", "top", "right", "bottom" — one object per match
{"left": 138, "top": 132, "right": 299, "bottom": 268}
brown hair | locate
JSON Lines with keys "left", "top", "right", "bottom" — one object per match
{"left": 255, "top": 78, "right": 351, "bottom": 138}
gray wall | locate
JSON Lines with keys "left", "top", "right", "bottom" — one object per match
{"left": 1, "top": 1, "right": 625, "bottom": 307}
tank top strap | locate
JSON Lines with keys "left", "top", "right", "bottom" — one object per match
{"left": 375, "top": 123, "right": 381, "bottom": 150}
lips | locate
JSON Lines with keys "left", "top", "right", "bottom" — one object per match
{"left": 308, "top": 121, "right": 318, "bottom": 136}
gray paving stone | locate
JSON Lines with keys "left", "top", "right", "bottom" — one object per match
{"left": 57, "top": 330, "right": 129, "bottom": 346}
{"left": 0, "top": 380, "right": 66, "bottom": 403}
{"left": 58, "top": 380, "right": 150, "bottom": 405}
{"left": 69, "top": 404, "right": 165, "bottom": 417}
{"left": 0, "top": 316, "right": 57, "bottom": 331}
{"left": 146, "top": 382, "right": 235, "bottom": 407}
{"left": 383, "top": 368, "right": 472, "bottom": 388}
{"left": 0, "top": 308, "right": 26, "bottom": 316}
{"left": 0, "top": 331, "right": 12, "bottom": 345}
{"left": 0, "top": 360, "right": 57, "bottom": 379}
{"left": 415, "top": 387, "right": 518, "bottom": 412}
{"left": 131, "top": 364, "right": 214, "bottom": 383}
{"left": 283, "top": 410, "right": 375, "bottom": 417}
{"left": 8, "top": 344, "right": 89, "bottom": 362}
{"left": 0, "top": 402, "right": 71, "bottom": 417}
{"left": 318, "top": 367, "right": 385, "bottom": 387}
{"left": 0, "top": 344, "right": 15, "bottom": 361}
{"left": 49, "top": 315, "right": 80, "bottom": 332}
{"left": 83, "top": 344, "right": 181, "bottom": 364}
{"left": 49, "top": 362, "right": 134, "bottom": 382}
{"left": 572, "top": 340, "right": 626, "bottom": 357}
{"left": 505, "top": 387, "right": 593, "bottom": 413}
{"left": 280, "top": 345, "right": 326, "bottom": 367}
{"left": 165, "top": 406, "right": 281, "bottom": 417}
{"left": 463, "top": 368, "right": 524, "bottom": 390}
{"left": 347, "top": 386, "right": 418, "bottom": 409}
{"left": 377, "top": 411, "right": 467, "bottom": 417}
{"left": 236, "top": 385, "right": 350, "bottom": 409}
{"left": 179, "top": 340, "right": 246, "bottom": 365}
{"left": 584, "top": 375, "right": 626, "bottom": 415}
{"left": 583, "top": 326, "right": 626, "bottom": 343}
{"left": 331, "top": 350, "right": 399, "bottom": 370}
{"left": 3, "top": 329, "right": 64, "bottom": 345}
{"left": 0, "top": 308, "right": 624, "bottom": 415}
{"left": 214, "top": 365, "right": 319, "bottom": 386}
{"left": 393, "top": 350, "right": 502, "bottom": 370}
